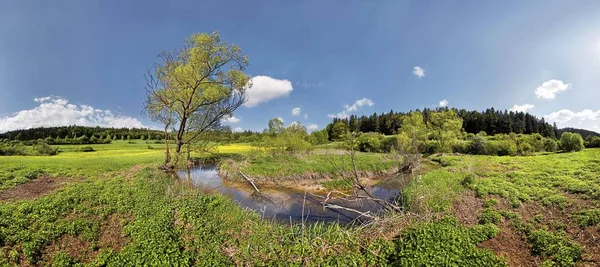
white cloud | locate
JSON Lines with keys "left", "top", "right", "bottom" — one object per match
{"left": 413, "top": 66, "right": 425, "bottom": 78}
{"left": 439, "top": 99, "right": 449, "bottom": 108}
{"left": 306, "top": 123, "right": 319, "bottom": 132}
{"left": 0, "top": 96, "right": 146, "bottom": 133}
{"left": 535, "top": 80, "right": 571, "bottom": 100}
{"left": 292, "top": 107, "right": 301, "bottom": 116}
{"left": 233, "top": 127, "right": 244, "bottom": 132}
{"left": 545, "top": 109, "right": 600, "bottom": 131}
{"left": 510, "top": 104, "right": 535, "bottom": 113}
{"left": 243, "top": 76, "right": 293, "bottom": 107}
{"left": 303, "top": 114, "right": 308, "bottom": 120}
{"left": 328, "top": 98, "right": 375, "bottom": 119}
{"left": 221, "top": 115, "right": 241, "bottom": 124}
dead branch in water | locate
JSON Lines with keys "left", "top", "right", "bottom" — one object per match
{"left": 239, "top": 171, "right": 260, "bottom": 193}
{"left": 323, "top": 204, "right": 376, "bottom": 220}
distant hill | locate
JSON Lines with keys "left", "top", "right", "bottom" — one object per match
{"left": 558, "top": 128, "right": 600, "bottom": 139}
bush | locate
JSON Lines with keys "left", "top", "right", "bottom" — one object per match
{"left": 34, "top": 142, "right": 58, "bottom": 156}
{"left": 517, "top": 142, "right": 535, "bottom": 156}
{"left": 78, "top": 146, "right": 95, "bottom": 152}
{"left": 543, "top": 139, "right": 559, "bottom": 152}
{"left": 357, "top": 133, "right": 382, "bottom": 152}
{"left": 380, "top": 136, "right": 398, "bottom": 153}
{"left": 586, "top": 136, "right": 600, "bottom": 148}
{"left": 559, "top": 132, "right": 584, "bottom": 152}
{"left": 468, "top": 136, "right": 487, "bottom": 155}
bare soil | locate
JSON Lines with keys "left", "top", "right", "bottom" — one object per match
{"left": 0, "top": 176, "right": 64, "bottom": 201}
{"left": 480, "top": 222, "right": 542, "bottom": 267}
{"left": 453, "top": 192, "right": 483, "bottom": 227}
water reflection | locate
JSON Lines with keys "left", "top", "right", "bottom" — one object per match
{"left": 177, "top": 165, "right": 405, "bottom": 224}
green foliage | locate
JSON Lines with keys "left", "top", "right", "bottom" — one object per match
{"left": 527, "top": 230, "right": 581, "bottom": 266}
{"left": 398, "top": 112, "right": 428, "bottom": 153}
{"left": 389, "top": 218, "right": 505, "bottom": 266}
{"left": 559, "top": 132, "right": 584, "bottom": 152}
{"left": 357, "top": 132, "right": 383, "bottom": 152}
{"left": 586, "top": 136, "right": 600, "bottom": 148}
{"left": 330, "top": 121, "right": 348, "bottom": 141}
{"left": 309, "top": 129, "right": 329, "bottom": 145}
{"left": 380, "top": 135, "right": 399, "bottom": 152}
{"left": 544, "top": 138, "right": 559, "bottom": 152}
{"left": 77, "top": 146, "right": 95, "bottom": 152}
{"left": 572, "top": 209, "right": 600, "bottom": 228}
{"left": 268, "top": 117, "right": 285, "bottom": 134}
{"left": 479, "top": 208, "right": 502, "bottom": 225}
{"left": 427, "top": 109, "right": 464, "bottom": 153}
{"left": 33, "top": 141, "right": 59, "bottom": 156}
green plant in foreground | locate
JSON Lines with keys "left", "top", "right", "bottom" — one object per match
{"left": 389, "top": 218, "right": 505, "bottom": 266}
{"left": 528, "top": 230, "right": 581, "bottom": 267}
{"left": 573, "top": 209, "right": 600, "bottom": 228}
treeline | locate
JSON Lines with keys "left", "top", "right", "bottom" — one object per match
{"left": 0, "top": 126, "right": 164, "bottom": 141}
{"left": 326, "top": 108, "right": 559, "bottom": 139}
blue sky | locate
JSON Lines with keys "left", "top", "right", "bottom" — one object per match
{"left": 1, "top": 0, "right": 600, "bottom": 133}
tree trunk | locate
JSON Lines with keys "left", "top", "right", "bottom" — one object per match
{"left": 163, "top": 125, "right": 171, "bottom": 168}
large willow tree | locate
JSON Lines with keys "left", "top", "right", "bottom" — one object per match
{"left": 144, "top": 32, "right": 250, "bottom": 168}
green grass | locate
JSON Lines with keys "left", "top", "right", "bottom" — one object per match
{"left": 3, "top": 142, "right": 599, "bottom": 265}
{"left": 0, "top": 141, "right": 255, "bottom": 190}
{"left": 428, "top": 149, "right": 600, "bottom": 266}
{"left": 221, "top": 152, "right": 397, "bottom": 181}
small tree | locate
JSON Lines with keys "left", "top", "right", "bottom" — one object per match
{"left": 143, "top": 31, "right": 250, "bottom": 167}
{"left": 428, "top": 110, "right": 463, "bottom": 153}
{"left": 560, "top": 132, "right": 584, "bottom": 152}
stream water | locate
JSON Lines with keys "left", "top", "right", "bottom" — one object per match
{"left": 176, "top": 165, "right": 411, "bottom": 224}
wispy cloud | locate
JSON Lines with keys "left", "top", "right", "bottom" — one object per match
{"left": 328, "top": 98, "right": 374, "bottom": 119}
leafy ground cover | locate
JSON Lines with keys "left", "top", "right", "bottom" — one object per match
{"left": 1, "top": 142, "right": 598, "bottom": 266}
{"left": 431, "top": 149, "right": 600, "bottom": 266}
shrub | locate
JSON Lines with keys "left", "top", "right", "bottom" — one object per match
{"left": 517, "top": 142, "right": 535, "bottom": 156}
{"left": 559, "top": 132, "right": 584, "bottom": 152}
{"left": 380, "top": 136, "right": 398, "bottom": 152}
{"left": 497, "top": 140, "right": 517, "bottom": 156}
{"left": 34, "top": 142, "right": 58, "bottom": 156}
{"left": 357, "top": 133, "right": 382, "bottom": 152}
{"left": 586, "top": 136, "right": 600, "bottom": 148}
{"left": 543, "top": 139, "right": 559, "bottom": 152}
{"left": 78, "top": 146, "right": 95, "bottom": 152}
{"left": 468, "top": 135, "right": 487, "bottom": 155}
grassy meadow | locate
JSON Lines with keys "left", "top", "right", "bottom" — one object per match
{"left": 1, "top": 141, "right": 599, "bottom": 266}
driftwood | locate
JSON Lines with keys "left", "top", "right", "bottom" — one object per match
{"left": 239, "top": 171, "right": 260, "bottom": 193}
{"left": 323, "top": 204, "right": 376, "bottom": 220}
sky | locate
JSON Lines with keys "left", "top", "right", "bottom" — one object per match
{"left": 1, "top": 0, "right": 600, "bottom": 133}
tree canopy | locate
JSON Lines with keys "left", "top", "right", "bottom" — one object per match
{"left": 143, "top": 31, "right": 251, "bottom": 167}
